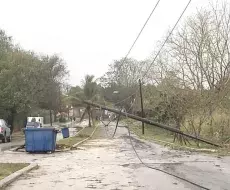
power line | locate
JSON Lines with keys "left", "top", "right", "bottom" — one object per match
{"left": 115, "top": 0, "right": 162, "bottom": 79}
{"left": 124, "top": 125, "right": 210, "bottom": 190}
{"left": 142, "top": 0, "right": 192, "bottom": 79}
{"left": 100, "top": 0, "right": 191, "bottom": 120}
{"left": 122, "top": 0, "right": 161, "bottom": 62}
{"left": 112, "top": 0, "right": 191, "bottom": 107}
{"left": 100, "top": 96, "right": 137, "bottom": 138}
{"left": 113, "top": 90, "right": 138, "bottom": 106}
{"left": 103, "top": 115, "right": 210, "bottom": 189}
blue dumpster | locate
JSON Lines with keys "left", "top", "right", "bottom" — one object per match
{"left": 61, "top": 127, "right": 69, "bottom": 138}
{"left": 25, "top": 128, "right": 57, "bottom": 152}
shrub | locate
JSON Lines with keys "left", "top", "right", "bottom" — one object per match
{"left": 59, "top": 117, "right": 67, "bottom": 123}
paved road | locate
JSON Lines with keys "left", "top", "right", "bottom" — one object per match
{"left": 0, "top": 139, "right": 24, "bottom": 152}
{"left": 1, "top": 122, "right": 230, "bottom": 190}
{"left": 0, "top": 131, "right": 25, "bottom": 152}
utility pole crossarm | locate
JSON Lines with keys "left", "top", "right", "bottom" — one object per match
{"left": 83, "top": 100, "right": 221, "bottom": 147}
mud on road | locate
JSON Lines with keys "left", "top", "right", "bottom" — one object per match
{"left": 1, "top": 123, "right": 230, "bottom": 190}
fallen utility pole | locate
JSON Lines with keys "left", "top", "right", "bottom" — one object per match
{"left": 83, "top": 100, "right": 221, "bottom": 147}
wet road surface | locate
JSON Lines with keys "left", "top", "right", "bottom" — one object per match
{"left": 0, "top": 133, "right": 25, "bottom": 152}
{"left": 1, "top": 122, "right": 230, "bottom": 190}
{"left": 0, "top": 139, "right": 25, "bottom": 152}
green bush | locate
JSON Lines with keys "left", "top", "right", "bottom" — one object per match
{"left": 59, "top": 117, "right": 67, "bottom": 123}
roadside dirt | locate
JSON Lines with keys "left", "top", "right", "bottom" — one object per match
{"left": 0, "top": 122, "right": 230, "bottom": 190}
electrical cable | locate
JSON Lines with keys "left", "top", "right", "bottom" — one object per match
{"left": 113, "top": 91, "right": 138, "bottom": 106}
{"left": 110, "top": 97, "right": 137, "bottom": 138}
{"left": 142, "top": 0, "right": 192, "bottom": 79}
{"left": 111, "top": 0, "right": 191, "bottom": 108}
{"left": 98, "top": 95, "right": 210, "bottom": 189}
{"left": 104, "top": 0, "right": 161, "bottom": 107}
{"left": 103, "top": 112, "right": 210, "bottom": 189}
{"left": 100, "top": 95, "right": 136, "bottom": 138}
{"left": 124, "top": 125, "right": 210, "bottom": 190}
{"left": 104, "top": 95, "right": 210, "bottom": 190}
{"left": 99, "top": 101, "right": 120, "bottom": 138}
{"left": 117, "top": 0, "right": 162, "bottom": 71}
{"left": 112, "top": 110, "right": 122, "bottom": 138}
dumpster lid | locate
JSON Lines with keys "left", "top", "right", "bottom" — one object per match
{"left": 24, "top": 127, "right": 56, "bottom": 131}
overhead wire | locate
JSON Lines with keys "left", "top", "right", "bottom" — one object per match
{"left": 113, "top": 91, "right": 138, "bottom": 106}
{"left": 99, "top": 97, "right": 122, "bottom": 137}
{"left": 99, "top": 101, "right": 210, "bottom": 188}
{"left": 142, "top": 0, "right": 192, "bottom": 79}
{"left": 116, "top": 0, "right": 162, "bottom": 72}
{"left": 100, "top": 96, "right": 137, "bottom": 138}
{"left": 101, "top": 108, "right": 210, "bottom": 189}
{"left": 111, "top": 0, "right": 193, "bottom": 133}
{"left": 100, "top": 0, "right": 210, "bottom": 188}
{"left": 111, "top": 0, "right": 191, "bottom": 108}
{"left": 124, "top": 125, "right": 210, "bottom": 190}
{"left": 108, "top": 0, "right": 161, "bottom": 107}
{"left": 112, "top": 96, "right": 137, "bottom": 138}
{"left": 101, "top": 0, "right": 193, "bottom": 131}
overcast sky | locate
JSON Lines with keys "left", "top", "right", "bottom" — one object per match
{"left": 0, "top": 0, "right": 213, "bottom": 85}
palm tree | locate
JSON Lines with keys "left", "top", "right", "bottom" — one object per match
{"left": 80, "top": 75, "right": 98, "bottom": 127}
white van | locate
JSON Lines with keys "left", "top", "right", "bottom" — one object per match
{"left": 27, "top": 117, "right": 44, "bottom": 126}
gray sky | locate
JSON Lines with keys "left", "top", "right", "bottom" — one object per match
{"left": 0, "top": 0, "right": 212, "bottom": 85}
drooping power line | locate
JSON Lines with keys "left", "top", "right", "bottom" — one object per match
{"left": 142, "top": 0, "right": 192, "bottom": 79}
{"left": 115, "top": 0, "right": 162, "bottom": 74}
{"left": 113, "top": 0, "right": 192, "bottom": 106}
{"left": 123, "top": 0, "right": 162, "bottom": 61}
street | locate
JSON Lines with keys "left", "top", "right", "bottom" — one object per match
{"left": 0, "top": 132, "right": 24, "bottom": 152}
{"left": 1, "top": 0, "right": 230, "bottom": 189}
{"left": 0, "top": 122, "right": 229, "bottom": 190}
{"left": 0, "top": 139, "right": 24, "bottom": 152}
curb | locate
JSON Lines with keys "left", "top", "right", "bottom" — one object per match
{"left": 72, "top": 125, "right": 99, "bottom": 148}
{"left": 0, "top": 163, "right": 38, "bottom": 189}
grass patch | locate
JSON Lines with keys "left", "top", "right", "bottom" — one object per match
{"left": 0, "top": 163, "right": 29, "bottom": 180}
{"left": 125, "top": 119, "right": 173, "bottom": 142}
{"left": 57, "top": 126, "right": 98, "bottom": 148}
{"left": 124, "top": 119, "right": 223, "bottom": 154}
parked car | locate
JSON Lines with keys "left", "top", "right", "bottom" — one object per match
{"left": 0, "top": 119, "right": 11, "bottom": 143}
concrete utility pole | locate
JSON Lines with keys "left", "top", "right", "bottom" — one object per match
{"left": 83, "top": 100, "right": 221, "bottom": 147}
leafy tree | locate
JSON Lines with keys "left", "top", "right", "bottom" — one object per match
{"left": 0, "top": 29, "right": 68, "bottom": 131}
{"left": 80, "top": 75, "right": 98, "bottom": 127}
{"left": 63, "top": 75, "right": 99, "bottom": 127}
{"left": 37, "top": 55, "right": 68, "bottom": 123}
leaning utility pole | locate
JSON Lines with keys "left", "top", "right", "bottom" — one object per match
{"left": 83, "top": 100, "right": 221, "bottom": 147}
{"left": 139, "top": 79, "right": 145, "bottom": 135}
